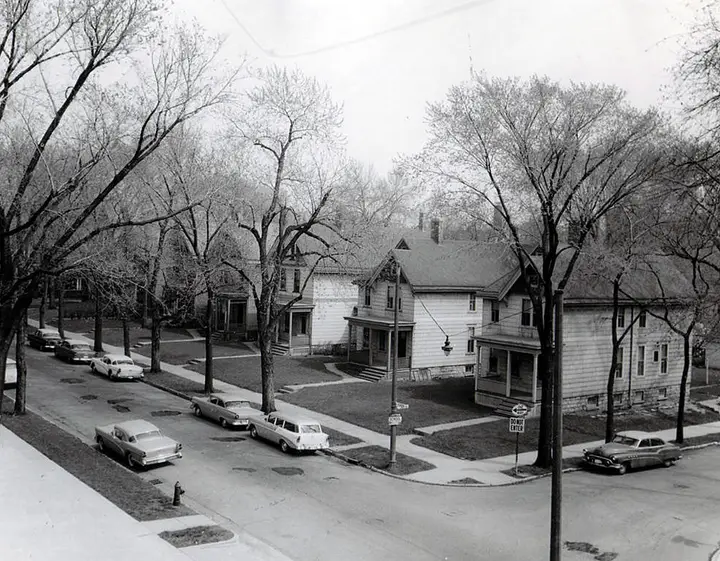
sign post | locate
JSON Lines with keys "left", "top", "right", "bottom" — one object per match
{"left": 509, "top": 404, "right": 528, "bottom": 476}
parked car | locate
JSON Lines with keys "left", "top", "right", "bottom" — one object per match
{"left": 27, "top": 327, "right": 62, "bottom": 351}
{"left": 90, "top": 353, "right": 144, "bottom": 380}
{"left": 54, "top": 339, "right": 95, "bottom": 363}
{"left": 583, "top": 431, "right": 682, "bottom": 475}
{"left": 4, "top": 358, "right": 17, "bottom": 390}
{"left": 191, "top": 393, "right": 258, "bottom": 429}
{"left": 95, "top": 419, "right": 182, "bottom": 469}
{"left": 249, "top": 412, "right": 330, "bottom": 454}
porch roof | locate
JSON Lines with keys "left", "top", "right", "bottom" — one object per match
{"left": 345, "top": 316, "right": 415, "bottom": 329}
{"left": 474, "top": 334, "right": 542, "bottom": 354}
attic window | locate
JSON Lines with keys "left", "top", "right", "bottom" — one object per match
{"left": 364, "top": 286, "right": 371, "bottom": 307}
{"left": 293, "top": 269, "right": 301, "bottom": 292}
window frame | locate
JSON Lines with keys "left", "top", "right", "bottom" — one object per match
{"left": 386, "top": 286, "right": 394, "bottom": 310}
{"left": 521, "top": 299, "right": 535, "bottom": 327}
{"left": 466, "top": 327, "right": 475, "bottom": 354}
{"left": 637, "top": 345, "right": 645, "bottom": 376}
{"left": 660, "top": 343, "right": 668, "bottom": 374}
{"left": 279, "top": 268, "right": 287, "bottom": 291}
{"left": 638, "top": 310, "right": 646, "bottom": 328}
{"left": 364, "top": 286, "right": 371, "bottom": 307}
{"left": 293, "top": 269, "right": 301, "bottom": 293}
{"left": 615, "top": 347, "right": 624, "bottom": 378}
{"left": 617, "top": 306, "right": 625, "bottom": 328}
{"left": 469, "top": 293, "right": 477, "bottom": 312}
{"left": 491, "top": 301, "right": 500, "bottom": 323}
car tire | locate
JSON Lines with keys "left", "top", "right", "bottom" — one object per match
{"left": 96, "top": 437, "right": 105, "bottom": 453}
{"left": 220, "top": 418, "right": 228, "bottom": 429}
{"left": 280, "top": 440, "right": 290, "bottom": 454}
{"left": 126, "top": 453, "right": 136, "bottom": 469}
{"left": 249, "top": 425, "right": 258, "bottom": 439}
{"left": 193, "top": 405, "right": 202, "bottom": 417}
{"left": 617, "top": 462, "right": 628, "bottom": 475}
{"left": 663, "top": 459, "right": 675, "bottom": 468}
{"left": 90, "top": 363, "right": 96, "bottom": 372}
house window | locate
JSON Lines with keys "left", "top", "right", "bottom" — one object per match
{"left": 658, "top": 387, "right": 668, "bottom": 400}
{"left": 587, "top": 395, "right": 599, "bottom": 409}
{"left": 491, "top": 301, "right": 500, "bottom": 323}
{"left": 300, "top": 316, "right": 308, "bottom": 335}
{"left": 615, "top": 347, "right": 623, "bottom": 378}
{"left": 378, "top": 331, "right": 387, "bottom": 352}
{"left": 521, "top": 299, "right": 535, "bottom": 327}
{"left": 489, "top": 349, "right": 498, "bottom": 373}
{"left": 283, "top": 313, "right": 289, "bottom": 333}
{"left": 465, "top": 364, "right": 474, "bottom": 374}
{"left": 279, "top": 269, "right": 287, "bottom": 291}
{"left": 613, "top": 392, "right": 623, "bottom": 406}
{"left": 638, "top": 310, "right": 646, "bottom": 328}
{"left": 293, "top": 269, "right": 301, "bottom": 292}
{"left": 469, "top": 293, "right": 477, "bottom": 312}
{"left": 467, "top": 327, "right": 475, "bottom": 354}
{"left": 633, "top": 390, "right": 645, "bottom": 404}
{"left": 617, "top": 307, "right": 625, "bottom": 328}
{"left": 637, "top": 345, "right": 645, "bottom": 376}
{"left": 660, "top": 343, "right": 668, "bottom": 374}
{"left": 362, "top": 328, "right": 369, "bottom": 348}
{"left": 386, "top": 286, "right": 394, "bottom": 309}
{"left": 364, "top": 286, "right": 371, "bottom": 307}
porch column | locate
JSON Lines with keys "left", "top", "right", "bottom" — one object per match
{"left": 506, "top": 351, "right": 512, "bottom": 397}
{"left": 369, "top": 328, "right": 373, "bottom": 367}
{"left": 475, "top": 345, "right": 482, "bottom": 391}
{"left": 347, "top": 324, "right": 352, "bottom": 362}
{"left": 532, "top": 353, "right": 538, "bottom": 403}
{"left": 386, "top": 330, "right": 391, "bottom": 371}
{"left": 308, "top": 313, "right": 313, "bottom": 354}
{"left": 225, "top": 299, "right": 230, "bottom": 332}
{"left": 288, "top": 310, "right": 294, "bottom": 352}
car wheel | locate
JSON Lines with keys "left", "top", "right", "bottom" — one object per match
{"left": 663, "top": 459, "right": 675, "bottom": 468}
{"left": 126, "top": 453, "right": 136, "bottom": 469}
{"left": 193, "top": 405, "right": 202, "bottom": 417}
{"left": 220, "top": 418, "right": 228, "bottom": 429}
{"left": 280, "top": 440, "right": 290, "bottom": 454}
{"left": 249, "top": 425, "right": 258, "bottom": 439}
{"left": 96, "top": 437, "right": 105, "bottom": 453}
{"left": 617, "top": 462, "right": 628, "bottom": 475}
{"left": 90, "top": 363, "right": 96, "bottom": 372}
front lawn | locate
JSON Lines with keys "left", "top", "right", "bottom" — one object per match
{"left": 280, "top": 375, "right": 492, "bottom": 435}
{"left": 410, "top": 408, "right": 720, "bottom": 461}
{"left": 133, "top": 341, "right": 248, "bottom": 366}
{"left": 336, "top": 445, "right": 436, "bottom": 475}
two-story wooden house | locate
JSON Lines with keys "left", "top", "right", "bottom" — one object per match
{"left": 474, "top": 256, "right": 694, "bottom": 416}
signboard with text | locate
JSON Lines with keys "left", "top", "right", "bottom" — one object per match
{"left": 509, "top": 417, "right": 525, "bottom": 433}
{"left": 388, "top": 413, "right": 403, "bottom": 426}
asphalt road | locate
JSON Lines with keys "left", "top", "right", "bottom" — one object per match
{"left": 15, "top": 348, "right": 720, "bottom": 561}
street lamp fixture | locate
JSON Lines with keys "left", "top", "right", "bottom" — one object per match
{"left": 441, "top": 336, "right": 453, "bottom": 356}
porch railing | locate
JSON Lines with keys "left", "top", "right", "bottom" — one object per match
{"left": 483, "top": 323, "right": 538, "bottom": 339}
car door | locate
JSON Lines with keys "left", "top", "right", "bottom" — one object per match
{"left": 269, "top": 417, "right": 285, "bottom": 444}
{"left": 216, "top": 399, "right": 230, "bottom": 423}
{"left": 207, "top": 397, "right": 221, "bottom": 421}
{"left": 258, "top": 415, "right": 277, "bottom": 440}
{"left": 637, "top": 438, "right": 657, "bottom": 467}
{"left": 651, "top": 438, "right": 669, "bottom": 464}
{"left": 108, "top": 427, "right": 126, "bottom": 455}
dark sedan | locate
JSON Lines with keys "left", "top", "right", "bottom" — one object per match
{"left": 27, "top": 328, "right": 63, "bottom": 351}
{"left": 54, "top": 339, "right": 95, "bottom": 363}
{"left": 583, "top": 431, "right": 682, "bottom": 475}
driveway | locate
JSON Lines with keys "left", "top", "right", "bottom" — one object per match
{"left": 14, "top": 347, "right": 720, "bottom": 561}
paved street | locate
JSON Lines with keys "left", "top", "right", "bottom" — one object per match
{"left": 16, "top": 348, "right": 720, "bottom": 561}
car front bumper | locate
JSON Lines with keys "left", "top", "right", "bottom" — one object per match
{"left": 583, "top": 456, "right": 623, "bottom": 471}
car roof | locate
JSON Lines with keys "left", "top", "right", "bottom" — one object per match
{"left": 38, "top": 328, "right": 60, "bottom": 334}
{"left": 6, "top": 358, "right": 16, "bottom": 365}
{"left": 617, "top": 430, "right": 657, "bottom": 440}
{"left": 212, "top": 393, "right": 251, "bottom": 402}
{"left": 64, "top": 338, "right": 90, "bottom": 346}
{"left": 103, "top": 353, "right": 133, "bottom": 361}
{"left": 268, "top": 411, "right": 322, "bottom": 425}
{"left": 115, "top": 420, "right": 160, "bottom": 434}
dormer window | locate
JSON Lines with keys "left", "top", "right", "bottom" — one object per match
{"left": 364, "top": 286, "right": 371, "bottom": 307}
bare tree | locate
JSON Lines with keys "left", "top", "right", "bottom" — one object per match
{"left": 224, "top": 66, "right": 347, "bottom": 413}
{"left": 405, "top": 74, "right": 666, "bottom": 467}
{"left": 0, "top": 0, "right": 240, "bottom": 410}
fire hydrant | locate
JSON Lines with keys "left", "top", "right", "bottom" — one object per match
{"left": 172, "top": 481, "right": 185, "bottom": 506}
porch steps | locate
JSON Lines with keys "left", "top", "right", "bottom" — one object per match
{"left": 351, "top": 366, "right": 387, "bottom": 382}
{"left": 271, "top": 343, "right": 289, "bottom": 356}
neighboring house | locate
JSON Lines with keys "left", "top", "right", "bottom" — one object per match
{"left": 475, "top": 256, "right": 694, "bottom": 416}
{"left": 345, "top": 223, "right": 520, "bottom": 381}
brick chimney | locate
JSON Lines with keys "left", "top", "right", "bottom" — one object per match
{"left": 430, "top": 218, "right": 440, "bottom": 244}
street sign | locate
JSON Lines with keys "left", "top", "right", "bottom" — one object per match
{"left": 509, "top": 417, "right": 525, "bottom": 433}
{"left": 388, "top": 413, "right": 403, "bottom": 426}
{"left": 393, "top": 401, "right": 409, "bottom": 410}
{"left": 511, "top": 403, "right": 529, "bottom": 417}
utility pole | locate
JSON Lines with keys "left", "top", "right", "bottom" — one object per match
{"left": 389, "top": 261, "right": 400, "bottom": 469}
{"left": 550, "top": 290, "right": 564, "bottom": 561}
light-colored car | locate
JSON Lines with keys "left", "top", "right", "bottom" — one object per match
{"left": 90, "top": 353, "right": 144, "bottom": 380}
{"left": 95, "top": 419, "right": 182, "bottom": 469}
{"left": 54, "top": 339, "right": 95, "bottom": 363}
{"left": 191, "top": 393, "right": 258, "bottom": 429}
{"left": 4, "top": 358, "right": 17, "bottom": 389}
{"left": 249, "top": 412, "right": 330, "bottom": 454}
{"left": 583, "top": 430, "right": 682, "bottom": 475}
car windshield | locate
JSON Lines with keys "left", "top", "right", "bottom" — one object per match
{"left": 134, "top": 430, "right": 162, "bottom": 441}
{"left": 72, "top": 344, "right": 92, "bottom": 351}
{"left": 225, "top": 401, "right": 250, "bottom": 408}
{"left": 300, "top": 424, "right": 322, "bottom": 433}
{"left": 612, "top": 435, "right": 639, "bottom": 446}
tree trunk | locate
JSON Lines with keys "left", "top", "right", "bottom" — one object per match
{"left": 93, "top": 281, "right": 103, "bottom": 353}
{"left": 0, "top": 292, "right": 35, "bottom": 422}
{"left": 605, "top": 350, "right": 618, "bottom": 443}
{"left": 204, "top": 289, "right": 214, "bottom": 394}
{"left": 534, "top": 351, "right": 553, "bottom": 468}
{"left": 258, "top": 325, "right": 276, "bottom": 413}
{"left": 14, "top": 309, "right": 28, "bottom": 415}
{"left": 122, "top": 318, "right": 131, "bottom": 357}
{"left": 150, "top": 306, "right": 162, "bottom": 373}
{"left": 57, "top": 284, "right": 65, "bottom": 338}
{"left": 39, "top": 277, "right": 48, "bottom": 328}
{"left": 48, "top": 277, "right": 56, "bottom": 309}
{"left": 676, "top": 333, "right": 692, "bottom": 443}
{"left": 140, "top": 288, "right": 149, "bottom": 329}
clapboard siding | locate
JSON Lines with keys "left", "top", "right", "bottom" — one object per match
{"left": 411, "top": 292, "right": 481, "bottom": 369}
{"left": 311, "top": 275, "right": 358, "bottom": 346}
{"left": 356, "top": 279, "right": 413, "bottom": 322}
{"left": 562, "top": 306, "right": 686, "bottom": 400}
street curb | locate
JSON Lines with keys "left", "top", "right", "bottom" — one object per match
{"left": 141, "top": 378, "right": 192, "bottom": 402}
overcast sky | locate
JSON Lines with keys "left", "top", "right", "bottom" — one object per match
{"left": 175, "top": 0, "right": 703, "bottom": 174}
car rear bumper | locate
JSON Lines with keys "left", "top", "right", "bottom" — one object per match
{"left": 140, "top": 452, "right": 182, "bottom": 466}
{"left": 295, "top": 442, "right": 330, "bottom": 451}
{"left": 228, "top": 419, "right": 250, "bottom": 427}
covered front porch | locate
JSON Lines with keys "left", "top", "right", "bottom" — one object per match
{"left": 474, "top": 333, "right": 542, "bottom": 414}
{"left": 275, "top": 304, "right": 314, "bottom": 356}
{"left": 213, "top": 293, "right": 249, "bottom": 340}
{"left": 345, "top": 315, "right": 415, "bottom": 373}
